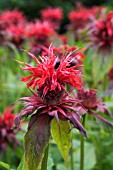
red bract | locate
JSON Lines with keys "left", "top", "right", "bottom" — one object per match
{"left": 41, "top": 7, "right": 63, "bottom": 30}
{"left": 0, "top": 9, "right": 26, "bottom": 26}
{"left": 14, "top": 92, "right": 87, "bottom": 137}
{"left": 19, "top": 47, "right": 83, "bottom": 92}
{"left": 76, "top": 89, "right": 113, "bottom": 128}
{"left": 88, "top": 12, "right": 113, "bottom": 52}
{"left": 0, "top": 107, "right": 19, "bottom": 152}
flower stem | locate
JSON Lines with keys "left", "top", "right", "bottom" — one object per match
{"left": 80, "top": 115, "right": 86, "bottom": 170}
{"left": 70, "top": 135, "right": 74, "bottom": 170}
{"left": 41, "top": 144, "right": 49, "bottom": 170}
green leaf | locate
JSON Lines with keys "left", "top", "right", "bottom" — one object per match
{"left": 17, "top": 156, "right": 28, "bottom": 170}
{"left": 51, "top": 118, "right": 72, "bottom": 166}
{"left": 92, "top": 51, "right": 113, "bottom": 85}
{"left": 0, "top": 161, "right": 10, "bottom": 170}
{"left": 24, "top": 113, "right": 51, "bottom": 170}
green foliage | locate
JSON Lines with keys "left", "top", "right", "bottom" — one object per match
{"left": 17, "top": 156, "right": 28, "bottom": 170}
{"left": 71, "top": 140, "right": 96, "bottom": 170}
{"left": 51, "top": 118, "right": 72, "bottom": 166}
{"left": 24, "top": 114, "right": 51, "bottom": 170}
{"left": 0, "top": 162, "right": 11, "bottom": 170}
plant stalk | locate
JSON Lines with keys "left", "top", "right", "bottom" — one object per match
{"left": 70, "top": 135, "right": 74, "bottom": 170}
{"left": 41, "top": 144, "right": 49, "bottom": 170}
{"left": 80, "top": 115, "right": 86, "bottom": 170}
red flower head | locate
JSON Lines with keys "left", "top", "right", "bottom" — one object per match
{"left": 14, "top": 46, "right": 87, "bottom": 137}
{"left": 0, "top": 107, "right": 19, "bottom": 153}
{"left": 26, "top": 20, "right": 55, "bottom": 43}
{"left": 26, "top": 20, "right": 56, "bottom": 53}
{"left": 6, "top": 23, "right": 26, "bottom": 47}
{"left": 76, "top": 88, "right": 113, "bottom": 128}
{"left": 68, "top": 4, "right": 106, "bottom": 32}
{"left": 0, "top": 9, "right": 26, "bottom": 26}
{"left": 41, "top": 7, "right": 63, "bottom": 30}
{"left": 68, "top": 7, "right": 95, "bottom": 31}
{"left": 88, "top": 12, "right": 113, "bottom": 52}
{"left": 19, "top": 46, "right": 83, "bottom": 92}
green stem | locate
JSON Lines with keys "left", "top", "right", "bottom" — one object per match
{"left": 70, "top": 135, "right": 74, "bottom": 170}
{"left": 41, "top": 144, "right": 49, "bottom": 170}
{"left": 80, "top": 115, "right": 86, "bottom": 170}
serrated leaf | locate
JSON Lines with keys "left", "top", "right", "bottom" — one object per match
{"left": 0, "top": 161, "right": 10, "bottom": 170}
{"left": 24, "top": 113, "right": 51, "bottom": 170}
{"left": 51, "top": 118, "right": 72, "bottom": 166}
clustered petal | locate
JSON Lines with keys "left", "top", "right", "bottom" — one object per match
{"left": 41, "top": 7, "right": 63, "bottom": 30}
{"left": 19, "top": 47, "right": 83, "bottom": 92}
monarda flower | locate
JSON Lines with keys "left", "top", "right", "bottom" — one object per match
{"left": 26, "top": 20, "right": 56, "bottom": 53}
{"left": 0, "top": 9, "right": 26, "bottom": 26}
{"left": 14, "top": 47, "right": 86, "bottom": 136}
{"left": 86, "top": 12, "right": 113, "bottom": 84}
{"left": 41, "top": 7, "right": 63, "bottom": 30}
{"left": 26, "top": 20, "right": 55, "bottom": 44}
{"left": 14, "top": 46, "right": 87, "bottom": 169}
{"left": 68, "top": 7, "right": 97, "bottom": 31}
{"left": 68, "top": 4, "right": 106, "bottom": 41}
{"left": 87, "top": 12, "right": 113, "bottom": 53}
{"left": 14, "top": 46, "right": 87, "bottom": 170}
{"left": 0, "top": 107, "right": 19, "bottom": 153}
{"left": 76, "top": 89, "right": 113, "bottom": 128}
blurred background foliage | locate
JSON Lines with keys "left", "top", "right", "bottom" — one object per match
{"left": 0, "top": 0, "right": 110, "bottom": 20}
